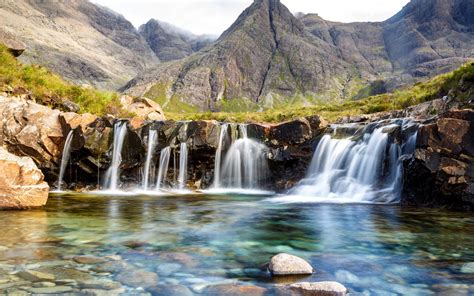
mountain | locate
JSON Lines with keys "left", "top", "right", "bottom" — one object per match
{"left": 0, "top": 0, "right": 159, "bottom": 90}
{"left": 123, "top": 0, "right": 474, "bottom": 112}
{"left": 139, "top": 19, "right": 215, "bottom": 62}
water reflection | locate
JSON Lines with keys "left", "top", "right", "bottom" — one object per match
{"left": 0, "top": 193, "right": 472, "bottom": 294}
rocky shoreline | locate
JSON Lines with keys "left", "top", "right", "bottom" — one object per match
{"left": 0, "top": 94, "right": 473, "bottom": 210}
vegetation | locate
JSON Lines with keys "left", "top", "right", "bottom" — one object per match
{"left": 0, "top": 44, "right": 128, "bottom": 116}
{"left": 165, "top": 62, "right": 474, "bottom": 123}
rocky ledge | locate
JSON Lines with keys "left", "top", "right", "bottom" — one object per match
{"left": 403, "top": 110, "right": 474, "bottom": 210}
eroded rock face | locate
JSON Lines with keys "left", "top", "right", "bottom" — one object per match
{"left": 0, "top": 147, "right": 49, "bottom": 209}
{"left": 403, "top": 110, "right": 474, "bottom": 209}
{"left": 269, "top": 253, "right": 314, "bottom": 275}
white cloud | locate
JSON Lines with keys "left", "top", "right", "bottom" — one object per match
{"left": 92, "top": 0, "right": 410, "bottom": 35}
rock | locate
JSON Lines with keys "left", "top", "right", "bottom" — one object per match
{"left": 32, "top": 281, "right": 56, "bottom": 288}
{"left": 120, "top": 96, "right": 165, "bottom": 121}
{"left": 158, "top": 252, "right": 199, "bottom": 268}
{"left": 269, "top": 253, "right": 314, "bottom": 275}
{"left": 0, "top": 29, "right": 26, "bottom": 57}
{"left": 16, "top": 270, "right": 55, "bottom": 282}
{"left": 78, "top": 279, "right": 122, "bottom": 290}
{"left": 283, "top": 281, "right": 348, "bottom": 296}
{"left": 203, "top": 284, "right": 266, "bottom": 296}
{"left": 73, "top": 255, "right": 108, "bottom": 265}
{"left": 93, "top": 261, "right": 130, "bottom": 273}
{"left": 26, "top": 286, "right": 74, "bottom": 294}
{"left": 461, "top": 262, "right": 474, "bottom": 273}
{"left": 147, "top": 284, "right": 194, "bottom": 296}
{"left": 38, "top": 267, "right": 94, "bottom": 281}
{"left": 403, "top": 109, "right": 474, "bottom": 209}
{"left": 0, "top": 147, "right": 49, "bottom": 209}
{"left": 80, "top": 288, "right": 126, "bottom": 296}
{"left": 115, "top": 269, "right": 159, "bottom": 288}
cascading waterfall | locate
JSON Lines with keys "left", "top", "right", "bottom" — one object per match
{"left": 217, "top": 125, "right": 269, "bottom": 189}
{"left": 213, "top": 123, "right": 229, "bottom": 188}
{"left": 142, "top": 130, "right": 158, "bottom": 191}
{"left": 287, "top": 120, "right": 418, "bottom": 203}
{"left": 177, "top": 142, "right": 188, "bottom": 190}
{"left": 57, "top": 130, "right": 74, "bottom": 191}
{"left": 104, "top": 121, "right": 128, "bottom": 191}
{"left": 156, "top": 147, "right": 171, "bottom": 191}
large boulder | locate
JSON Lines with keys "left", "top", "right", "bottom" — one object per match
{"left": 403, "top": 110, "right": 474, "bottom": 209}
{"left": 0, "top": 147, "right": 49, "bottom": 209}
{"left": 120, "top": 96, "right": 165, "bottom": 121}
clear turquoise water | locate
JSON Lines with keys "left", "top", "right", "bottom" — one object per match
{"left": 1, "top": 193, "right": 473, "bottom": 295}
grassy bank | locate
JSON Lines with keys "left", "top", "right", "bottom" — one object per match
{"left": 0, "top": 44, "right": 125, "bottom": 116}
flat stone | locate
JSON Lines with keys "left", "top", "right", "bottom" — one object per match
{"left": 78, "top": 280, "right": 122, "bottom": 290}
{"left": 55, "top": 279, "right": 78, "bottom": 286}
{"left": 288, "top": 281, "right": 348, "bottom": 296}
{"left": 269, "top": 253, "right": 314, "bottom": 275}
{"left": 147, "top": 284, "right": 194, "bottom": 296}
{"left": 16, "top": 270, "right": 55, "bottom": 282}
{"left": 5, "top": 290, "right": 28, "bottom": 296}
{"left": 116, "top": 269, "right": 159, "bottom": 288}
{"left": 26, "top": 286, "right": 74, "bottom": 294}
{"left": 73, "top": 256, "right": 108, "bottom": 265}
{"left": 39, "top": 267, "right": 94, "bottom": 281}
{"left": 32, "top": 281, "right": 56, "bottom": 288}
{"left": 461, "top": 262, "right": 474, "bottom": 273}
{"left": 93, "top": 261, "right": 129, "bottom": 273}
{"left": 80, "top": 288, "right": 125, "bottom": 296}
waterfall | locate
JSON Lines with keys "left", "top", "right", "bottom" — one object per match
{"left": 142, "top": 130, "right": 158, "bottom": 191}
{"left": 213, "top": 123, "right": 229, "bottom": 188}
{"left": 216, "top": 125, "right": 269, "bottom": 189}
{"left": 57, "top": 130, "right": 74, "bottom": 191}
{"left": 105, "top": 121, "right": 128, "bottom": 191}
{"left": 177, "top": 142, "right": 188, "bottom": 190}
{"left": 287, "top": 120, "right": 418, "bottom": 203}
{"left": 156, "top": 147, "right": 171, "bottom": 191}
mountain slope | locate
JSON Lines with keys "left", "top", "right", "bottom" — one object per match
{"left": 0, "top": 0, "right": 159, "bottom": 90}
{"left": 123, "top": 0, "right": 474, "bottom": 112}
{"left": 139, "top": 19, "right": 215, "bottom": 62}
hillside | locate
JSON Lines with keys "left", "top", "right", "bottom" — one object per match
{"left": 123, "top": 0, "right": 474, "bottom": 112}
{"left": 0, "top": 0, "right": 159, "bottom": 90}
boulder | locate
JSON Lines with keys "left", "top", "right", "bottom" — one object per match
{"left": 120, "top": 96, "right": 165, "bottom": 121}
{"left": 0, "top": 147, "right": 49, "bottom": 209}
{"left": 0, "top": 29, "right": 26, "bottom": 57}
{"left": 280, "top": 281, "right": 348, "bottom": 296}
{"left": 269, "top": 253, "right": 314, "bottom": 275}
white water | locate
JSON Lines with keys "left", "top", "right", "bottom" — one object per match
{"left": 177, "top": 143, "right": 188, "bottom": 190}
{"left": 142, "top": 130, "right": 158, "bottom": 190}
{"left": 104, "top": 122, "right": 128, "bottom": 191}
{"left": 156, "top": 147, "right": 171, "bottom": 191}
{"left": 277, "top": 120, "right": 418, "bottom": 204}
{"left": 213, "top": 123, "right": 229, "bottom": 188}
{"left": 57, "top": 130, "right": 74, "bottom": 191}
{"left": 216, "top": 125, "right": 269, "bottom": 189}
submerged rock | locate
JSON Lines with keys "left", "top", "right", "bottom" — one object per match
{"left": 16, "top": 270, "right": 55, "bottom": 282}
{"left": 279, "top": 281, "right": 348, "bottom": 296}
{"left": 269, "top": 253, "right": 314, "bottom": 275}
{"left": 73, "top": 255, "right": 108, "bottom": 265}
{"left": 0, "top": 147, "right": 49, "bottom": 210}
{"left": 147, "top": 284, "right": 194, "bottom": 296}
{"left": 115, "top": 268, "right": 159, "bottom": 288}
{"left": 203, "top": 284, "right": 267, "bottom": 296}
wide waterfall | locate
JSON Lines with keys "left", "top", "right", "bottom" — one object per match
{"left": 156, "top": 147, "right": 171, "bottom": 191}
{"left": 56, "top": 130, "right": 74, "bottom": 191}
{"left": 285, "top": 119, "right": 418, "bottom": 203}
{"left": 104, "top": 121, "right": 128, "bottom": 191}
{"left": 212, "top": 123, "right": 229, "bottom": 188}
{"left": 177, "top": 143, "right": 188, "bottom": 190}
{"left": 142, "top": 130, "right": 158, "bottom": 191}
{"left": 216, "top": 125, "right": 269, "bottom": 190}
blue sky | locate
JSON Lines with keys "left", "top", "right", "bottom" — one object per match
{"left": 93, "top": 0, "right": 410, "bottom": 35}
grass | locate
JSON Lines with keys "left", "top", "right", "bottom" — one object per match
{"left": 0, "top": 44, "right": 129, "bottom": 116}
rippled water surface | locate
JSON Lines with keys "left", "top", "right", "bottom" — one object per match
{"left": 0, "top": 193, "right": 473, "bottom": 295}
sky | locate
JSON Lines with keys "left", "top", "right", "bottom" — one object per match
{"left": 92, "top": 0, "right": 410, "bottom": 36}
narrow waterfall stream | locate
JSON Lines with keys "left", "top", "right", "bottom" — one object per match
{"left": 283, "top": 119, "right": 418, "bottom": 203}
{"left": 216, "top": 125, "right": 269, "bottom": 190}
{"left": 213, "top": 123, "right": 229, "bottom": 188}
{"left": 177, "top": 143, "right": 188, "bottom": 190}
{"left": 56, "top": 130, "right": 74, "bottom": 191}
{"left": 104, "top": 121, "right": 128, "bottom": 191}
{"left": 142, "top": 130, "right": 158, "bottom": 191}
{"left": 156, "top": 147, "right": 171, "bottom": 191}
